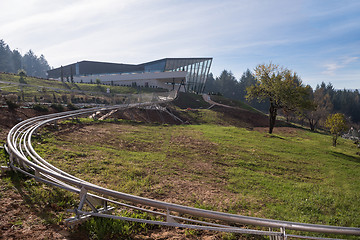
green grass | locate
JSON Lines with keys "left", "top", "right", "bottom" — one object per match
{"left": 79, "top": 210, "right": 159, "bottom": 239}
{"left": 0, "top": 147, "right": 77, "bottom": 225}
{"left": 32, "top": 120, "right": 360, "bottom": 239}
{"left": 1, "top": 70, "right": 359, "bottom": 238}
{"left": 197, "top": 125, "right": 359, "bottom": 225}
{"left": 210, "top": 95, "right": 261, "bottom": 113}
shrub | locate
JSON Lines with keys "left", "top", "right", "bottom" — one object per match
{"left": 325, "top": 113, "right": 348, "bottom": 147}
{"left": 6, "top": 100, "right": 19, "bottom": 110}
{"left": 19, "top": 76, "right": 27, "bottom": 84}
{"left": 50, "top": 103, "right": 64, "bottom": 112}
{"left": 33, "top": 104, "right": 49, "bottom": 112}
{"left": 67, "top": 103, "right": 78, "bottom": 110}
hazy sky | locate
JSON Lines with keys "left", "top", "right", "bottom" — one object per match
{"left": 2, "top": 0, "right": 360, "bottom": 89}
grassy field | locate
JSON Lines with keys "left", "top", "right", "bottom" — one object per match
{"left": 1, "top": 72, "right": 359, "bottom": 238}
{"left": 209, "top": 95, "right": 261, "bottom": 113}
{"left": 33, "top": 118, "right": 360, "bottom": 238}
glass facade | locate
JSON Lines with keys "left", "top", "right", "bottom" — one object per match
{"left": 144, "top": 60, "right": 166, "bottom": 72}
{"left": 144, "top": 58, "right": 212, "bottom": 93}
{"left": 75, "top": 63, "right": 80, "bottom": 75}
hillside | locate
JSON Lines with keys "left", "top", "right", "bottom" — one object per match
{"left": 0, "top": 83, "right": 359, "bottom": 239}
{"left": 0, "top": 72, "right": 165, "bottom": 106}
{"left": 28, "top": 114, "right": 360, "bottom": 239}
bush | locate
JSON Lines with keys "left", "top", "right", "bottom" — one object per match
{"left": 50, "top": 103, "right": 64, "bottom": 112}
{"left": 33, "top": 104, "right": 49, "bottom": 112}
{"left": 6, "top": 100, "right": 19, "bottom": 110}
{"left": 67, "top": 103, "right": 78, "bottom": 110}
{"left": 19, "top": 76, "right": 27, "bottom": 84}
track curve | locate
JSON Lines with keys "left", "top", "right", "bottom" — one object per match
{"left": 4, "top": 90, "right": 360, "bottom": 239}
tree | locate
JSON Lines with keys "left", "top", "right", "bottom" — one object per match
{"left": 325, "top": 113, "right": 347, "bottom": 147}
{"left": 38, "top": 54, "right": 50, "bottom": 78}
{"left": 216, "top": 70, "right": 239, "bottom": 98}
{"left": 204, "top": 71, "right": 240, "bottom": 98}
{"left": 204, "top": 73, "right": 217, "bottom": 93}
{"left": 12, "top": 49, "right": 22, "bottom": 72}
{"left": 22, "top": 50, "right": 37, "bottom": 76}
{"left": 300, "top": 85, "right": 333, "bottom": 131}
{"left": 0, "top": 39, "right": 50, "bottom": 77}
{"left": 22, "top": 50, "right": 50, "bottom": 78}
{"left": 60, "top": 66, "right": 64, "bottom": 82}
{"left": 238, "top": 69, "right": 256, "bottom": 101}
{"left": 18, "top": 69, "right": 27, "bottom": 84}
{"left": 238, "top": 69, "right": 269, "bottom": 112}
{"left": 246, "top": 63, "right": 312, "bottom": 134}
{"left": 70, "top": 67, "right": 74, "bottom": 83}
{"left": 0, "top": 40, "right": 12, "bottom": 72}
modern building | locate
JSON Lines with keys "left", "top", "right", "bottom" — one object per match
{"left": 47, "top": 58, "right": 212, "bottom": 93}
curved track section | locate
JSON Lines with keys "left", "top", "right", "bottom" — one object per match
{"left": 4, "top": 91, "right": 360, "bottom": 239}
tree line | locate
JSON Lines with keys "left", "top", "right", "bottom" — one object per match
{"left": 0, "top": 39, "right": 50, "bottom": 78}
{"left": 205, "top": 66, "right": 360, "bottom": 130}
{"left": 205, "top": 69, "right": 270, "bottom": 113}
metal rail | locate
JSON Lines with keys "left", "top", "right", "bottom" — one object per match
{"left": 4, "top": 90, "right": 360, "bottom": 239}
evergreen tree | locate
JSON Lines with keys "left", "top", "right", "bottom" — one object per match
{"left": 12, "top": 49, "right": 22, "bottom": 72}
{"left": 0, "top": 39, "right": 12, "bottom": 72}
{"left": 216, "top": 70, "right": 239, "bottom": 98}
{"left": 238, "top": 69, "right": 269, "bottom": 112}
{"left": 204, "top": 73, "right": 217, "bottom": 94}
{"left": 0, "top": 39, "right": 50, "bottom": 78}
{"left": 60, "top": 66, "right": 64, "bottom": 82}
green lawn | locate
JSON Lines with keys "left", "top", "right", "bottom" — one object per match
{"left": 210, "top": 95, "right": 260, "bottom": 113}
{"left": 33, "top": 120, "right": 360, "bottom": 238}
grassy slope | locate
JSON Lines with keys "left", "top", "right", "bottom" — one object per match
{"left": 33, "top": 118, "right": 360, "bottom": 238}
{"left": 0, "top": 73, "right": 164, "bottom": 103}
{"left": 2, "top": 74, "right": 359, "bottom": 238}
{"left": 209, "top": 95, "right": 260, "bottom": 113}
{"left": 199, "top": 125, "right": 359, "bottom": 225}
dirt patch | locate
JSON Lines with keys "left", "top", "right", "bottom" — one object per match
{"left": 52, "top": 122, "right": 250, "bottom": 214}
{"left": 211, "top": 106, "right": 269, "bottom": 128}
{"left": 0, "top": 107, "right": 59, "bottom": 141}
{"left": 254, "top": 127, "right": 301, "bottom": 136}
{"left": 112, "top": 107, "right": 183, "bottom": 125}
{"left": 0, "top": 176, "right": 76, "bottom": 240}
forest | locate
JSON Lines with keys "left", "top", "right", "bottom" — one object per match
{"left": 205, "top": 69, "right": 360, "bottom": 127}
{"left": 0, "top": 39, "right": 50, "bottom": 78}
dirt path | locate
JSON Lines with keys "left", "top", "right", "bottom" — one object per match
{"left": 202, "top": 94, "right": 235, "bottom": 109}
